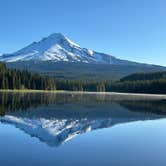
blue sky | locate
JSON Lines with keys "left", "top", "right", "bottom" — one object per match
{"left": 0, "top": 0, "right": 166, "bottom": 65}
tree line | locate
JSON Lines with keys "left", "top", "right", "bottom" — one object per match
{"left": 0, "top": 62, "right": 107, "bottom": 91}
{"left": 0, "top": 63, "right": 56, "bottom": 90}
{"left": 56, "top": 79, "right": 166, "bottom": 94}
{"left": 55, "top": 71, "right": 166, "bottom": 94}
{"left": 120, "top": 71, "right": 166, "bottom": 82}
{"left": 1, "top": 62, "right": 166, "bottom": 94}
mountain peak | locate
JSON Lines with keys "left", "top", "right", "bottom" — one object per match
{"left": 49, "top": 32, "right": 65, "bottom": 38}
{"left": 0, "top": 33, "right": 114, "bottom": 63}
{"left": 44, "top": 33, "right": 80, "bottom": 48}
{"left": 46, "top": 33, "right": 66, "bottom": 41}
{"left": 0, "top": 33, "right": 132, "bottom": 65}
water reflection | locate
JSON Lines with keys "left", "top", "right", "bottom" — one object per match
{"left": 0, "top": 92, "right": 166, "bottom": 147}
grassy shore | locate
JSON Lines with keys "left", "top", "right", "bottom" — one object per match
{"left": 0, "top": 89, "right": 166, "bottom": 95}
{"left": 0, "top": 89, "right": 61, "bottom": 93}
{"left": 0, "top": 89, "right": 166, "bottom": 100}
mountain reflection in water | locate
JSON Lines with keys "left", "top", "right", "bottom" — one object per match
{"left": 0, "top": 92, "right": 166, "bottom": 147}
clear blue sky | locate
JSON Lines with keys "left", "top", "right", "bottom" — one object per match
{"left": 0, "top": 0, "right": 166, "bottom": 65}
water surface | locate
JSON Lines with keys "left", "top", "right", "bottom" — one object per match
{"left": 0, "top": 92, "right": 166, "bottom": 166}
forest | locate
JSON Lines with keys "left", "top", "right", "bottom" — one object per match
{"left": 55, "top": 71, "right": 166, "bottom": 94}
{"left": 0, "top": 63, "right": 56, "bottom": 90}
{"left": 1, "top": 62, "right": 166, "bottom": 94}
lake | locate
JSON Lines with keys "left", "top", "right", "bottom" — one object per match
{"left": 1, "top": 92, "right": 166, "bottom": 166}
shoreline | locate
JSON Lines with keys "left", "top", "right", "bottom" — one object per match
{"left": 0, "top": 89, "right": 166, "bottom": 100}
{"left": 0, "top": 89, "right": 60, "bottom": 93}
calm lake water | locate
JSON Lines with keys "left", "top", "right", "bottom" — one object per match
{"left": 1, "top": 92, "right": 166, "bottom": 166}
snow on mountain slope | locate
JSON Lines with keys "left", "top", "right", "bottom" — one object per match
{"left": 0, "top": 33, "right": 130, "bottom": 64}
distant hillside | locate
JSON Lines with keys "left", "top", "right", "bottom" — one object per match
{"left": 7, "top": 61, "right": 166, "bottom": 81}
{"left": 120, "top": 71, "right": 166, "bottom": 82}
{"left": 109, "top": 71, "right": 166, "bottom": 94}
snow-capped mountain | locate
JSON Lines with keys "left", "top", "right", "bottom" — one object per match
{"left": 0, "top": 33, "right": 134, "bottom": 64}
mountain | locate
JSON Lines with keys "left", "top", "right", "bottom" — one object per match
{"left": 0, "top": 33, "right": 147, "bottom": 65}
{"left": 1, "top": 33, "right": 166, "bottom": 80}
{"left": 0, "top": 33, "right": 114, "bottom": 63}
